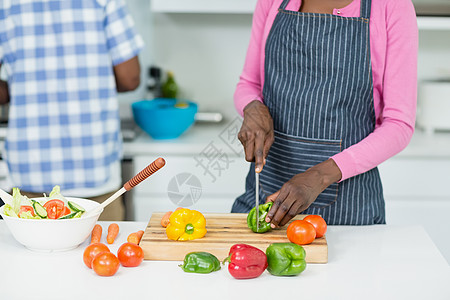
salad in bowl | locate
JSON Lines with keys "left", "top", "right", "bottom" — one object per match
{"left": 0, "top": 186, "right": 103, "bottom": 251}
{"left": 2, "top": 185, "right": 86, "bottom": 220}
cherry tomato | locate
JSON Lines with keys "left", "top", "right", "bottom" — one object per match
{"left": 83, "top": 243, "right": 110, "bottom": 269}
{"left": 92, "top": 252, "right": 120, "bottom": 276}
{"left": 18, "top": 205, "right": 35, "bottom": 218}
{"left": 303, "top": 215, "right": 327, "bottom": 238}
{"left": 117, "top": 242, "right": 144, "bottom": 267}
{"left": 287, "top": 220, "right": 316, "bottom": 245}
{"left": 43, "top": 199, "right": 65, "bottom": 219}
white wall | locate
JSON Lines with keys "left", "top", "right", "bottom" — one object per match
{"left": 418, "top": 29, "right": 450, "bottom": 80}
{"left": 119, "top": 5, "right": 254, "bottom": 122}
{"left": 117, "top": 0, "right": 154, "bottom": 120}
{"left": 151, "top": 13, "right": 252, "bottom": 120}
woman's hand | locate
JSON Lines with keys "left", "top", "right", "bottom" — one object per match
{"left": 265, "top": 159, "right": 342, "bottom": 227}
{"left": 238, "top": 100, "right": 274, "bottom": 172}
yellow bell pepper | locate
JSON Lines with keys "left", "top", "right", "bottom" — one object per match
{"left": 166, "top": 208, "right": 207, "bottom": 241}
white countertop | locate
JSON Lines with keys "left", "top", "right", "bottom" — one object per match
{"left": 0, "top": 120, "right": 448, "bottom": 158}
{"left": 122, "top": 120, "right": 245, "bottom": 157}
{"left": 123, "top": 121, "right": 450, "bottom": 158}
{"left": 1, "top": 221, "right": 449, "bottom": 300}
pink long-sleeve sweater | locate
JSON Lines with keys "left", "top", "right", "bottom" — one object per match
{"left": 234, "top": 0, "right": 418, "bottom": 181}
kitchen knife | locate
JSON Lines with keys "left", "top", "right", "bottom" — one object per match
{"left": 255, "top": 170, "right": 259, "bottom": 232}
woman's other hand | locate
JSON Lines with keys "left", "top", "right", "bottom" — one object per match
{"left": 238, "top": 100, "right": 274, "bottom": 172}
{"left": 265, "top": 159, "right": 342, "bottom": 227}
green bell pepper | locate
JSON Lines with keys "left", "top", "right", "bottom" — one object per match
{"left": 179, "top": 252, "right": 221, "bottom": 274}
{"left": 247, "top": 202, "right": 273, "bottom": 233}
{"left": 266, "top": 243, "right": 307, "bottom": 276}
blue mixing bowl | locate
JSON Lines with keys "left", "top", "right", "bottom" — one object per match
{"left": 132, "top": 98, "right": 198, "bottom": 139}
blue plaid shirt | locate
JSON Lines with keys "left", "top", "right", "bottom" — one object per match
{"left": 0, "top": 0, "right": 144, "bottom": 192}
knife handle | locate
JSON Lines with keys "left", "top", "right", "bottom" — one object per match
{"left": 124, "top": 157, "right": 166, "bottom": 191}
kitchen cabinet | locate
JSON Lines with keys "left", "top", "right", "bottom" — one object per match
{"left": 150, "top": 0, "right": 257, "bottom": 14}
{"left": 418, "top": 17, "right": 450, "bottom": 30}
{"left": 150, "top": 0, "right": 450, "bottom": 30}
{"left": 378, "top": 132, "right": 450, "bottom": 264}
{"left": 132, "top": 154, "right": 249, "bottom": 221}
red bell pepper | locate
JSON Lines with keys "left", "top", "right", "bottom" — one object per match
{"left": 223, "top": 244, "right": 268, "bottom": 279}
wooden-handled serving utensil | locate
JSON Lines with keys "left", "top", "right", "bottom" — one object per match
{"left": 86, "top": 157, "right": 166, "bottom": 217}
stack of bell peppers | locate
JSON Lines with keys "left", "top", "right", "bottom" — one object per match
{"left": 223, "top": 243, "right": 306, "bottom": 278}
{"left": 180, "top": 243, "right": 307, "bottom": 278}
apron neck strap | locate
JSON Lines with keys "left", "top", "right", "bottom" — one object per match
{"left": 279, "top": 0, "right": 290, "bottom": 10}
{"left": 360, "top": 0, "right": 372, "bottom": 19}
{"left": 279, "top": 0, "right": 372, "bottom": 19}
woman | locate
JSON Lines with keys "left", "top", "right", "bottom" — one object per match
{"left": 232, "top": 0, "right": 418, "bottom": 226}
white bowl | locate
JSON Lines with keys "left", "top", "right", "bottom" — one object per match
{"left": 0, "top": 197, "right": 103, "bottom": 252}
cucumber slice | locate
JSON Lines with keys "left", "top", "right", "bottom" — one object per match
{"left": 32, "top": 200, "right": 47, "bottom": 218}
{"left": 67, "top": 201, "right": 85, "bottom": 213}
{"left": 74, "top": 211, "right": 84, "bottom": 218}
{"left": 58, "top": 212, "right": 78, "bottom": 219}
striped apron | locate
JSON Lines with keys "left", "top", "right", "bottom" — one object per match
{"left": 232, "top": 0, "right": 385, "bottom": 225}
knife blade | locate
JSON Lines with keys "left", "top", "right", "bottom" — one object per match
{"left": 255, "top": 170, "right": 260, "bottom": 232}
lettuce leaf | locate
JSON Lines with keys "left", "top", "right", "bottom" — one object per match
{"left": 48, "top": 185, "right": 67, "bottom": 201}
{"left": 11, "top": 188, "right": 22, "bottom": 215}
{"left": 3, "top": 204, "right": 18, "bottom": 218}
{"left": 49, "top": 185, "right": 61, "bottom": 198}
{"left": 18, "top": 210, "right": 41, "bottom": 219}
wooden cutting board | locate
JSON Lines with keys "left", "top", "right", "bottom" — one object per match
{"left": 140, "top": 213, "right": 328, "bottom": 263}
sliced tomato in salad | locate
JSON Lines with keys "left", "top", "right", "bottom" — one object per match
{"left": 18, "top": 205, "right": 35, "bottom": 218}
{"left": 63, "top": 206, "right": 71, "bottom": 216}
{"left": 43, "top": 199, "right": 65, "bottom": 219}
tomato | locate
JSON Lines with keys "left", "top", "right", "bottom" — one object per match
{"left": 92, "top": 252, "right": 120, "bottom": 276}
{"left": 83, "top": 243, "right": 110, "bottom": 269}
{"left": 18, "top": 205, "right": 35, "bottom": 218}
{"left": 287, "top": 220, "right": 316, "bottom": 245}
{"left": 62, "top": 206, "right": 71, "bottom": 216}
{"left": 43, "top": 199, "right": 65, "bottom": 219}
{"left": 303, "top": 215, "right": 327, "bottom": 238}
{"left": 117, "top": 242, "right": 144, "bottom": 267}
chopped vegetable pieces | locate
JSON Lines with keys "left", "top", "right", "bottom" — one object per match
{"left": 160, "top": 211, "right": 172, "bottom": 228}
{"left": 91, "top": 224, "right": 103, "bottom": 244}
{"left": 127, "top": 230, "right": 144, "bottom": 244}
{"left": 107, "top": 223, "right": 119, "bottom": 244}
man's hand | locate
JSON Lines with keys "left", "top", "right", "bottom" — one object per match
{"left": 265, "top": 159, "right": 342, "bottom": 227}
{"left": 238, "top": 100, "right": 274, "bottom": 172}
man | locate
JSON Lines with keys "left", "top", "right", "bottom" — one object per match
{"left": 0, "top": 0, "right": 144, "bottom": 220}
